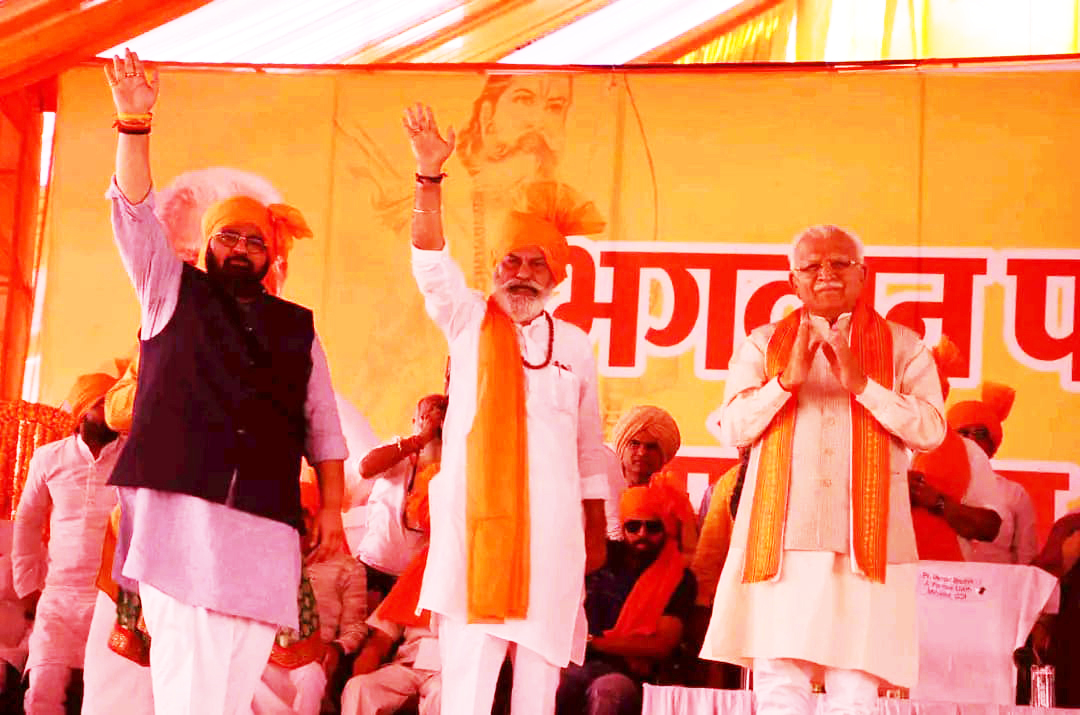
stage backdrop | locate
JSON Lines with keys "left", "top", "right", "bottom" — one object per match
{"left": 37, "top": 61, "right": 1080, "bottom": 536}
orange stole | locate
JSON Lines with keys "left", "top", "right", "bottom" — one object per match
{"left": 910, "top": 431, "right": 969, "bottom": 561}
{"left": 743, "top": 303, "right": 894, "bottom": 583}
{"left": 376, "top": 545, "right": 431, "bottom": 628}
{"left": 465, "top": 296, "right": 530, "bottom": 622}
{"left": 605, "top": 539, "right": 684, "bottom": 639}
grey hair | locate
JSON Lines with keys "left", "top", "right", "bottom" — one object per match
{"left": 788, "top": 224, "right": 865, "bottom": 270}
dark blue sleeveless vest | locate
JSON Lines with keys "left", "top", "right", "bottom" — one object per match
{"left": 109, "top": 264, "right": 314, "bottom": 528}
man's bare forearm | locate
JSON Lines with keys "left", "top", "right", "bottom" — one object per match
{"left": 116, "top": 133, "right": 151, "bottom": 204}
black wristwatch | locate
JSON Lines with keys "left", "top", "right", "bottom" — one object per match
{"left": 931, "top": 495, "right": 946, "bottom": 516}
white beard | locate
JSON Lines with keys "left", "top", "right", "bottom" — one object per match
{"left": 493, "top": 288, "right": 547, "bottom": 324}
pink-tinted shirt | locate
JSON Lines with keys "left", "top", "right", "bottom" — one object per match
{"left": 108, "top": 179, "right": 347, "bottom": 628}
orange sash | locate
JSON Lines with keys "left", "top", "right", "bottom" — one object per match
{"left": 465, "top": 296, "right": 530, "bottom": 622}
{"left": 376, "top": 546, "right": 432, "bottom": 628}
{"left": 604, "top": 539, "right": 684, "bottom": 638}
{"left": 743, "top": 302, "right": 893, "bottom": 583}
{"left": 910, "top": 431, "right": 970, "bottom": 561}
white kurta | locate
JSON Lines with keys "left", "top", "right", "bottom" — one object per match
{"left": 12, "top": 435, "right": 122, "bottom": 671}
{"left": 965, "top": 469, "right": 1040, "bottom": 565}
{"left": 953, "top": 438, "right": 1012, "bottom": 562}
{"left": 411, "top": 245, "right": 609, "bottom": 668}
{"left": 701, "top": 314, "right": 946, "bottom": 687}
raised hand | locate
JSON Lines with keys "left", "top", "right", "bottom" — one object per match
{"left": 104, "top": 49, "right": 159, "bottom": 115}
{"left": 403, "top": 104, "right": 455, "bottom": 176}
{"left": 779, "top": 312, "right": 819, "bottom": 390}
{"left": 821, "top": 324, "right": 868, "bottom": 394}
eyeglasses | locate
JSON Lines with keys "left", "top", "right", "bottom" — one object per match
{"left": 793, "top": 258, "right": 861, "bottom": 277}
{"left": 212, "top": 230, "right": 268, "bottom": 255}
{"left": 623, "top": 519, "right": 664, "bottom": 535}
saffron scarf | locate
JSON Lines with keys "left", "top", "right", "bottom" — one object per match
{"left": 743, "top": 302, "right": 893, "bottom": 583}
{"left": 910, "top": 431, "right": 969, "bottom": 561}
{"left": 466, "top": 296, "right": 530, "bottom": 622}
{"left": 376, "top": 546, "right": 431, "bottom": 628}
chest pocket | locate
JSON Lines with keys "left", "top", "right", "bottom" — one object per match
{"left": 527, "top": 365, "right": 580, "bottom": 416}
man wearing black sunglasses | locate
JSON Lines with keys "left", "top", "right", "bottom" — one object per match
{"left": 557, "top": 485, "right": 697, "bottom": 715}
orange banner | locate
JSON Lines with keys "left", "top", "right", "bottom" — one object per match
{"left": 38, "top": 62, "right": 1080, "bottom": 535}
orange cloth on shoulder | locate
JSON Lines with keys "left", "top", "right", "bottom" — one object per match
{"left": 466, "top": 181, "right": 605, "bottom": 624}
{"left": 910, "top": 431, "right": 970, "bottom": 561}
{"left": 376, "top": 463, "right": 439, "bottom": 628}
{"left": 605, "top": 485, "right": 685, "bottom": 639}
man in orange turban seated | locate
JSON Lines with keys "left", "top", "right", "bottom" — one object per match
{"left": 700, "top": 225, "right": 946, "bottom": 715}
{"left": 404, "top": 103, "right": 610, "bottom": 715}
{"left": 12, "top": 369, "right": 123, "bottom": 713}
{"left": 556, "top": 485, "right": 697, "bottom": 715}
{"left": 607, "top": 406, "right": 699, "bottom": 562}
{"left": 946, "top": 383, "right": 1039, "bottom": 564}
{"left": 907, "top": 340, "right": 1007, "bottom": 562}
{"left": 104, "top": 50, "right": 347, "bottom": 714}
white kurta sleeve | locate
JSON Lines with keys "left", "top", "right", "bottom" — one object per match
{"left": 575, "top": 346, "right": 609, "bottom": 500}
{"left": 11, "top": 453, "right": 50, "bottom": 598}
{"left": 411, "top": 245, "right": 482, "bottom": 342}
{"left": 719, "top": 331, "right": 793, "bottom": 448}
{"left": 855, "top": 338, "right": 946, "bottom": 452}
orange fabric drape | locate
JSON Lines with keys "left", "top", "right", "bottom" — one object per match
{"left": 0, "top": 88, "right": 43, "bottom": 402}
{"left": 910, "top": 430, "right": 970, "bottom": 561}
{"left": 466, "top": 297, "right": 529, "bottom": 623}
{"left": 743, "top": 303, "right": 894, "bottom": 583}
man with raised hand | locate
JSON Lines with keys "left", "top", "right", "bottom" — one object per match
{"left": 103, "top": 49, "right": 347, "bottom": 714}
{"left": 404, "top": 103, "right": 609, "bottom": 715}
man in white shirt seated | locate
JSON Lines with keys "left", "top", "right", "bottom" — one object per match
{"left": 355, "top": 394, "right": 445, "bottom": 607}
{"left": 947, "top": 382, "right": 1039, "bottom": 564}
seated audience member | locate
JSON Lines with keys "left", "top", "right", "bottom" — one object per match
{"left": 907, "top": 339, "right": 1005, "bottom": 561}
{"left": 13, "top": 371, "right": 122, "bottom": 714}
{"left": 605, "top": 406, "right": 698, "bottom": 561}
{"left": 342, "top": 463, "right": 440, "bottom": 715}
{"left": 557, "top": 485, "right": 697, "bottom": 715}
{"left": 0, "top": 521, "right": 32, "bottom": 712}
{"left": 947, "top": 382, "right": 1039, "bottom": 564}
{"left": 691, "top": 447, "right": 750, "bottom": 608}
{"left": 1031, "top": 507, "right": 1080, "bottom": 707}
{"left": 355, "top": 394, "right": 446, "bottom": 605}
{"left": 253, "top": 477, "right": 369, "bottom": 715}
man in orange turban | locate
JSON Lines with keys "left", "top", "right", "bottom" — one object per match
{"left": 607, "top": 405, "right": 699, "bottom": 562}
{"left": 104, "top": 49, "right": 347, "bottom": 713}
{"left": 946, "top": 382, "right": 1039, "bottom": 564}
{"left": 907, "top": 341, "right": 1006, "bottom": 562}
{"left": 556, "top": 485, "right": 696, "bottom": 715}
{"left": 12, "top": 370, "right": 122, "bottom": 713}
{"left": 404, "top": 103, "right": 609, "bottom": 715}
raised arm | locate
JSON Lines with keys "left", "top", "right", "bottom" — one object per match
{"left": 105, "top": 49, "right": 159, "bottom": 204}
{"left": 403, "top": 104, "right": 455, "bottom": 251}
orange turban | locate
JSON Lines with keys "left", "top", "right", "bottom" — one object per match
{"left": 612, "top": 406, "right": 682, "bottom": 466}
{"left": 620, "top": 485, "right": 677, "bottom": 537}
{"left": 946, "top": 382, "right": 1016, "bottom": 451}
{"left": 199, "top": 195, "right": 313, "bottom": 268}
{"left": 66, "top": 372, "right": 119, "bottom": 424}
{"left": 490, "top": 181, "right": 605, "bottom": 285}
